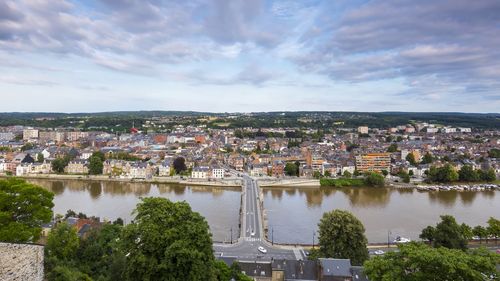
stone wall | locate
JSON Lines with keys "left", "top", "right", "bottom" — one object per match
{"left": 0, "top": 242, "right": 44, "bottom": 281}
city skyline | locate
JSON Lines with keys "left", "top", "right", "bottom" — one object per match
{"left": 1, "top": 0, "right": 500, "bottom": 113}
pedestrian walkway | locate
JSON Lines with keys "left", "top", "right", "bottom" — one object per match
{"left": 244, "top": 237, "right": 261, "bottom": 242}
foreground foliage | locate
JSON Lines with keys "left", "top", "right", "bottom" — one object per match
{"left": 0, "top": 178, "right": 54, "bottom": 242}
{"left": 364, "top": 243, "right": 499, "bottom": 281}
{"left": 316, "top": 209, "right": 369, "bottom": 265}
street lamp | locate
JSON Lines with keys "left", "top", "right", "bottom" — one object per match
{"left": 271, "top": 227, "right": 274, "bottom": 246}
{"left": 387, "top": 230, "right": 391, "bottom": 249}
{"left": 230, "top": 227, "right": 233, "bottom": 244}
{"left": 312, "top": 231, "right": 316, "bottom": 249}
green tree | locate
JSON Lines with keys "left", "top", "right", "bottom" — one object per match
{"left": 173, "top": 157, "right": 187, "bottom": 174}
{"left": 20, "top": 142, "right": 35, "bottom": 151}
{"left": 121, "top": 197, "right": 215, "bottom": 280}
{"left": 381, "top": 170, "right": 388, "bottom": 177}
{"left": 460, "top": 223, "right": 473, "bottom": 240}
{"left": 472, "top": 225, "right": 488, "bottom": 244}
{"left": 364, "top": 172, "right": 385, "bottom": 187}
{"left": 45, "top": 222, "right": 80, "bottom": 272}
{"left": 91, "top": 151, "right": 106, "bottom": 162}
{"left": 488, "top": 148, "right": 500, "bottom": 158}
{"left": 294, "top": 161, "right": 300, "bottom": 177}
{"left": 387, "top": 143, "right": 398, "bottom": 153}
{"left": 427, "top": 164, "right": 458, "bottom": 183}
{"left": 46, "top": 265, "right": 92, "bottom": 281}
{"left": 458, "top": 165, "right": 479, "bottom": 182}
{"left": 88, "top": 156, "right": 103, "bottom": 175}
{"left": 51, "top": 156, "right": 71, "bottom": 174}
{"left": 317, "top": 210, "right": 369, "bottom": 265}
{"left": 421, "top": 152, "right": 434, "bottom": 164}
{"left": 433, "top": 215, "right": 467, "bottom": 250}
{"left": 419, "top": 226, "right": 436, "bottom": 243}
{"left": 0, "top": 178, "right": 54, "bottom": 242}
{"left": 405, "top": 153, "right": 417, "bottom": 166}
{"left": 487, "top": 217, "right": 500, "bottom": 245}
{"left": 364, "top": 243, "right": 499, "bottom": 281}
{"left": 284, "top": 162, "right": 297, "bottom": 177}
{"left": 478, "top": 168, "right": 496, "bottom": 182}
{"left": 37, "top": 153, "right": 44, "bottom": 163}
{"left": 343, "top": 170, "right": 352, "bottom": 178}
{"left": 77, "top": 223, "right": 125, "bottom": 280}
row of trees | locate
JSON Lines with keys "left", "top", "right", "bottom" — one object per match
{"left": 420, "top": 215, "right": 500, "bottom": 249}
{"left": 426, "top": 164, "right": 496, "bottom": 183}
{"left": 319, "top": 172, "right": 385, "bottom": 187}
{"left": 311, "top": 209, "right": 500, "bottom": 280}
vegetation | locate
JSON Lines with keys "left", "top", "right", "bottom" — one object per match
{"left": 405, "top": 153, "right": 417, "bottom": 166}
{"left": 88, "top": 156, "right": 103, "bottom": 175}
{"left": 364, "top": 243, "right": 499, "bottom": 281}
{"left": 427, "top": 164, "right": 496, "bottom": 183}
{"left": 488, "top": 148, "right": 500, "bottom": 158}
{"left": 173, "top": 157, "right": 187, "bottom": 174}
{"left": 320, "top": 178, "right": 365, "bottom": 187}
{"left": 107, "top": 152, "right": 141, "bottom": 161}
{"left": 0, "top": 178, "right": 54, "bottom": 242}
{"left": 363, "top": 172, "right": 385, "bottom": 187}
{"left": 387, "top": 143, "right": 398, "bottom": 152}
{"left": 420, "top": 152, "right": 434, "bottom": 164}
{"left": 284, "top": 162, "right": 299, "bottom": 177}
{"left": 419, "top": 215, "right": 468, "bottom": 250}
{"left": 51, "top": 155, "right": 72, "bottom": 173}
{"left": 315, "top": 210, "right": 369, "bottom": 265}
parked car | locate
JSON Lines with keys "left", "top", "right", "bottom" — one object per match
{"left": 258, "top": 246, "right": 267, "bottom": 254}
{"left": 374, "top": 250, "right": 385, "bottom": 255}
{"left": 393, "top": 236, "right": 411, "bottom": 243}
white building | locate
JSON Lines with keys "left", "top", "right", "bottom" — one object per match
{"left": 191, "top": 166, "right": 209, "bottom": 179}
{"left": 211, "top": 166, "right": 225, "bottom": 179}
{"left": 23, "top": 129, "right": 39, "bottom": 140}
{"left": 357, "top": 126, "right": 369, "bottom": 134}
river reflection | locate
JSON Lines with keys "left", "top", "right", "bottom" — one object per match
{"left": 27, "top": 179, "right": 241, "bottom": 242}
{"left": 263, "top": 186, "right": 499, "bottom": 243}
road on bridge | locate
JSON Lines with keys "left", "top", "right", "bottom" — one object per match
{"left": 213, "top": 172, "right": 307, "bottom": 261}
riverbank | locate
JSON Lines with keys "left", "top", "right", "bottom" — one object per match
{"left": 1, "top": 174, "right": 243, "bottom": 187}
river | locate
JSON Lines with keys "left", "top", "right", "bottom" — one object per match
{"left": 26, "top": 179, "right": 241, "bottom": 243}
{"left": 263, "top": 186, "right": 499, "bottom": 244}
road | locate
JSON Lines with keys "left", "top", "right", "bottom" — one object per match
{"left": 213, "top": 172, "right": 307, "bottom": 261}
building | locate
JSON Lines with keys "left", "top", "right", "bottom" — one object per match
{"left": 23, "top": 129, "right": 39, "bottom": 140}
{"left": 357, "top": 126, "right": 369, "bottom": 134}
{"left": 211, "top": 166, "right": 225, "bottom": 179}
{"left": 192, "top": 166, "right": 209, "bottom": 179}
{"left": 65, "top": 160, "right": 89, "bottom": 174}
{"left": 355, "top": 153, "right": 391, "bottom": 172}
{"left": 67, "top": 131, "right": 89, "bottom": 141}
{"left": 39, "top": 131, "right": 66, "bottom": 143}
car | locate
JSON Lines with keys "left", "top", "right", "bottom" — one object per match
{"left": 374, "top": 250, "right": 385, "bottom": 255}
{"left": 393, "top": 236, "right": 411, "bottom": 243}
{"left": 258, "top": 246, "right": 267, "bottom": 254}
{"left": 251, "top": 231, "right": 255, "bottom": 236}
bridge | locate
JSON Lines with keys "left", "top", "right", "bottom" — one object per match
{"left": 213, "top": 173, "right": 308, "bottom": 261}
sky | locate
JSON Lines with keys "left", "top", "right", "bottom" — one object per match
{"left": 0, "top": 0, "right": 499, "bottom": 113}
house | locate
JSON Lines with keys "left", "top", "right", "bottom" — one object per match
{"left": 238, "top": 260, "right": 273, "bottom": 281}
{"left": 272, "top": 160, "right": 285, "bottom": 178}
{"left": 272, "top": 259, "right": 318, "bottom": 281}
{"left": 251, "top": 163, "right": 268, "bottom": 177}
{"left": 318, "top": 258, "right": 353, "bottom": 281}
{"left": 65, "top": 159, "right": 89, "bottom": 174}
{"left": 211, "top": 165, "right": 225, "bottom": 179}
{"left": 192, "top": 166, "right": 209, "bottom": 179}
{"left": 128, "top": 162, "right": 154, "bottom": 179}
{"left": 158, "top": 160, "right": 172, "bottom": 177}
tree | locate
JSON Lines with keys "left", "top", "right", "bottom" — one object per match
{"left": 45, "top": 222, "right": 80, "bottom": 271}
{"left": 421, "top": 152, "right": 434, "bottom": 164}
{"left": 408, "top": 170, "right": 414, "bottom": 177}
{"left": 91, "top": 151, "right": 106, "bottom": 162}
{"left": 37, "top": 153, "right": 44, "bottom": 163}
{"left": 405, "top": 153, "right": 417, "bottom": 166}
{"left": 343, "top": 170, "right": 352, "bottom": 178}
{"left": 433, "top": 215, "right": 467, "bottom": 250}
{"left": 487, "top": 217, "right": 500, "bottom": 245}
{"left": 478, "top": 168, "right": 496, "bottom": 182}
{"left": 458, "top": 165, "right": 479, "bottom": 182}
{"left": 284, "top": 162, "right": 297, "bottom": 177}
{"left": 173, "top": 157, "right": 187, "bottom": 174}
{"left": 20, "top": 142, "right": 35, "bottom": 151}
{"left": 427, "top": 164, "right": 458, "bottom": 183}
{"left": 381, "top": 170, "right": 388, "bottom": 177}
{"left": 419, "top": 226, "right": 435, "bottom": 243}
{"left": 399, "top": 171, "right": 410, "bottom": 183}
{"left": 46, "top": 266, "right": 92, "bottom": 281}
{"left": 121, "top": 198, "right": 216, "bottom": 280}
{"left": 294, "top": 161, "right": 301, "bottom": 177}
{"left": 52, "top": 156, "right": 70, "bottom": 173}
{"left": 364, "top": 243, "right": 499, "bottom": 281}
{"left": 77, "top": 223, "right": 125, "bottom": 280}
{"left": 324, "top": 170, "right": 331, "bottom": 177}
{"left": 472, "top": 225, "right": 488, "bottom": 244}
{"left": 387, "top": 143, "right": 398, "bottom": 153}
{"left": 488, "top": 148, "right": 500, "bottom": 158}
{"left": 460, "top": 223, "right": 473, "bottom": 240}
{"left": 88, "top": 156, "right": 103, "bottom": 175}
{"left": 364, "top": 172, "right": 385, "bottom": 187}
{"left": 317, "top": 210, "right": 369, "bottom": 265}
{"left": 0, "top": 178, "right": 54, "bottom": 242}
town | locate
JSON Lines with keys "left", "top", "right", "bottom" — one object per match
{"left": 1, "top": 112, "right": 498, "bottom": 187}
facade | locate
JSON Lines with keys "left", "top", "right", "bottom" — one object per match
{"left": 65, "top": 160, "right": 89, "bottom": 174}
{"left": 23, "top": 129, "right": 39, "bottom": 140}
{"left": 355, "top": 153, "right": 391, "bottom": 172}
{"left": 211, "top": 166, "right": 225, "bottom": 179}
{"left": 192, "top": 166, "right": 209, "bottom": 179}
{"left": 357, "top": 126, "right": 369, "bottom": 134}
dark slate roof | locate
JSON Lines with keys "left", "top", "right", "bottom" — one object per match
{"left": 272, "top": 259, "right": 318, "bottom": 280}
{"left": 238, "top": 260, "right": 273, "bottom": 278}
{"left": 351, "top": 266, "right": 370, "bottom": 281}
{"left": 318, "top": 258, "right": 352, "bottom": 277}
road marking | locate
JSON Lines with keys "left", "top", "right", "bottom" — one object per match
{"left": 293, "top": 248, "right": 303, "bottom": 260}
{"left": 244, "top": 238, "right": 261, "bottom": 242}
